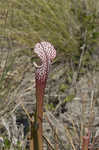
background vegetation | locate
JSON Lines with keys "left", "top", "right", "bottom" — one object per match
{"left": 1, "top": 0, "right": 99, "bottom": 53}
{"left": 0, "top": 0, "right": 99, "bottom": 149}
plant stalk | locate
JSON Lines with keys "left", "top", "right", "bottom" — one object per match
{"left": 30, "top": 80, "right": 46, "bottom": 150}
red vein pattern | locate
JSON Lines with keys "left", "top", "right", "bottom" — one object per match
{"left": 33, "top": 41, "right": 56, "bottom": 149}
{"left": 34, "top": 41, "right": 56, "bottom": 82}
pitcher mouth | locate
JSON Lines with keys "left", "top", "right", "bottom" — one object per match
{"left": 33, "top": 62, "right": 43, "bottom": 69}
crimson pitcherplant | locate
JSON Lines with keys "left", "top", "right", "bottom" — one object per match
{"left": 30, "top": 41, "right": 56, "bottom": 150}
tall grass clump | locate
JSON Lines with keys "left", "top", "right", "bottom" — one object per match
{"left": 1, "top": 0, "right": 99, "bottom": 61}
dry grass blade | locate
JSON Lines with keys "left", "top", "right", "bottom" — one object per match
{"left": 64, "top": 125, "right": 77, "bottom": 150}
{"left": 21, "top": 103, "right": 35, "bottom": 150}
{"left": 21, "top": 103, "right": 34, "bottom": 123}
{"left": 43, "top": 135, "right": 55, "bottom": 150}
{"left": 54, "top": 128, "right": 59, "bottom": 150}
{"left": 80, "top": 91, "right": 87, "bottom": 144}
{"left": 45, "top": 113, "right": 59, "bottom": 149}
{"left": 44, "top": 112, "right": 66, "bottom": 150}
{"left": 67, "top": 114, "right": 80, "bottom": 143}
{"left": 88, "top": 90, "right": 95, "bottom": 128}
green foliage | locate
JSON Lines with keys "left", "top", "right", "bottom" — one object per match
{"left": 0, "top": 0, "right": 98, "bottom": 62}
{"left": 46, "top": 103, "right": 55, "bottom": 111}
{"left": 66, "top": 70, "right": 74, "bottom": 84}
{"left": 64, "top": 94, "right": 75, "bottom": 103}
{"left": 3, "top": 137, "right": 25, "bottom": 150}
{"left": 59, "top": 83, "right": 69, "bottom": 92}
{"left": 4, "top": 138, "right": 11, "bottom": 149}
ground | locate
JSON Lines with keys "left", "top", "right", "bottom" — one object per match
{"left": 0, "top": 40, "right": 99, "bottom": 149}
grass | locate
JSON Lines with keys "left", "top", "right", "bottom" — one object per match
{"left": 0, "top": 0, "right": 99, "bottom": 149}
{"left": 0, "top": 0, "right": 99, "bottom": 54}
